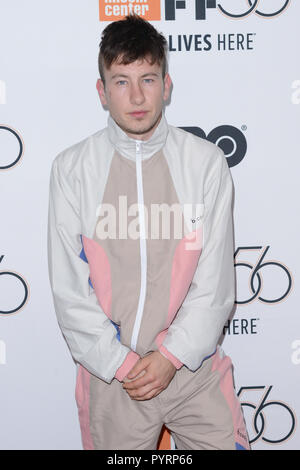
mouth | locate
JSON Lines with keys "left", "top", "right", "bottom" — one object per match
{"left": 128, "top": 111, "right": 148, "bottom": 119}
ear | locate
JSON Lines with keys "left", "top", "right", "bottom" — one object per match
{"left": 163, "top": 73, "right": 172, "bottom": 102}
{"left": 96, "top": 78, "right": 108, "bottom": 107}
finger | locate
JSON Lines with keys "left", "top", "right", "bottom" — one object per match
{"left": 130, "top": 387, "right": 162, "bottom": 401}
{"left": 127, "top": 357, "right": 149, "bottom": 379}
{"left": 123, "top": 372, "right": 154, "bottom": 391}
{"left": 123, "top": 370, "right": 145, "bottom": 383}
{"left": 126, "top": 382, "right": 156, "bottom": 399}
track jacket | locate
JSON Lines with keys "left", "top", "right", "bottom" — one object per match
{"left": 47, "top": 113, "right": 235, "bottom": 384}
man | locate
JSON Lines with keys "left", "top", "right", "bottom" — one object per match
{"left": 47, "top": 14, "right": 250, "bottom": 450}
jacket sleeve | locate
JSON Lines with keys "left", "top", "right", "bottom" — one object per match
{"left": 159, "top": 148, "right": 235, "bottom": 371}
{"left": 47, "top": 155, "right": 140, "bottom": 383}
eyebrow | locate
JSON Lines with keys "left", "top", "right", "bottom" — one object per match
{"left": 111, "top": 72, "right": 159, "bottom": 80}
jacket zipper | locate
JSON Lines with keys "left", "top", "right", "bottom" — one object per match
{"left": 130, "top": 141, "right": 148, "bottom": 352}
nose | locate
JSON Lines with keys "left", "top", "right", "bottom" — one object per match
{"left": 129, "top": 82, "right": 145, "bottom": 106}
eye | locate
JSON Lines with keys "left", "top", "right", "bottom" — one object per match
{"left": 116, "top": 80, "right": 127, "bottom": 86}
{"left": 143, "top": 78, "right": 154, "bottom": 84}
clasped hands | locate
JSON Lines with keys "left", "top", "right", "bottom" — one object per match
{"left": 122, "top": 351, "right": 176, "bottom": 401}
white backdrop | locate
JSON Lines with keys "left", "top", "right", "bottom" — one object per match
{"left": 0, "top": 0, "right": 299, "bottom": 450}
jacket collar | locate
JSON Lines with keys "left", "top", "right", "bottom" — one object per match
{"left": 107, "top": 113, "right": 169, "bottom": 161}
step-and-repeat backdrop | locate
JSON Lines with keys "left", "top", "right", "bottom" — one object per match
{"left": 1, "top": 0, "right": 299, "bottom": 450}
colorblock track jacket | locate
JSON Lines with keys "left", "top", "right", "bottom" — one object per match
{"left": 47, "top": 113, "right": 235, "bottom": 384}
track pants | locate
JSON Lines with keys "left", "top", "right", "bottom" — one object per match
{"left": 75, "top": 346, "right": 250, "bottom": 450}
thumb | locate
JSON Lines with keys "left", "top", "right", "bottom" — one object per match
{"left": 127, "top": 356, "right": 149, "bottom": 379}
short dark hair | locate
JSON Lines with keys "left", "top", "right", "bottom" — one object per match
{"left": 98, "top": 14, "right": 168, "bottom": 84}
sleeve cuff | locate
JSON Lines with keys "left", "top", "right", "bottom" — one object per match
{"left": 158, "top": 345, "right": 183, "bottom": 370}
{"left": 114, "top": 351, "right": 140, "bottom": 382}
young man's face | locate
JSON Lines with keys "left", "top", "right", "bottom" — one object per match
{"left": 96, "top": 57, "right": 172, "bottom": 141}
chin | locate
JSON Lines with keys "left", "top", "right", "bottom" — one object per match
{"left": 121, "top": 122, "right": 153, "bottom": 136}
{"left": 129, "top": 119, "right": 159, "bottom": 136}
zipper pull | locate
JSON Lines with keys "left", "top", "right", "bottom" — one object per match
{"left": 136, "top": 141, "right": 142, "bottom": 154}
